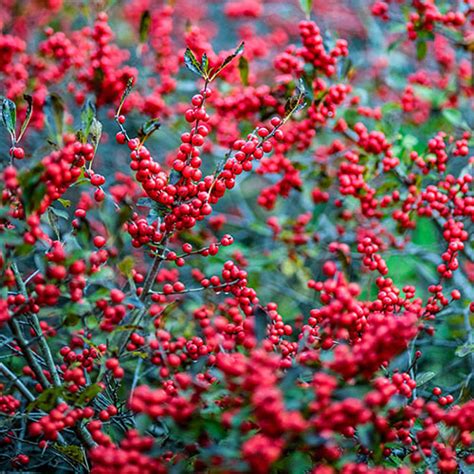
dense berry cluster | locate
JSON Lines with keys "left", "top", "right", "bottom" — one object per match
{"left": 0, "top": 1, "right": 472, "bottom": 473}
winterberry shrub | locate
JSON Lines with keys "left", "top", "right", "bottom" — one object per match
{"left": 0, "top": 0, "right": 473, "bottom": 473}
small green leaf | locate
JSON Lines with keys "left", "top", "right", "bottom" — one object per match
{"left": 18, "top": 163, "right": 46, "bottom": 214}
{"left": 54, "top": 445, "right": 85, "bottom": 465}
{"left": 118, "top": 256, "right": 135, "bottom": 277}
{"left": 286, "top": 451, "right": 312, "bottom": 474}
{"left": 285, "top": 84, "right": 307, "bottom": 116}
{"left": 138, "top": 118, "right": 161, "bottom": 142}
{"left": 18, "top": 94, "right": 33, "bottom": 142}
{"left": 210, "top": 42, "right": 244, "bottom": 79}
{"left": 89, "top": 117, "right": 102, "bottom": 150}
{"left": 139, "top": 10, "right": 151, "bottom": 43}
{"left": 253, "top": 305, "right": 269, "bottom": 342}
{"left": 44, "top": 93, "right": 65, "bottom": 142}
{"left": 235, "top": 42, "right": 244, "bottom": 56}
{"left": 64, "top": 313, "right": 81, "bottom": 327}
{"left": 455, "top": 343, "right": 474, "bottom": 358}
{"left": 442, "top": 108, "right": 462, "bottom": 127}
{"left": 47, "top": 208, "right": 61, "bottom": 239}
{"left": 416, "top": 371, "right": 436, "bottom": 386}
{"left": 300, "top": 73, "right": 314, "bottom": 102}
{"left": 116, "top": 77, "right": 134, "bottom": 116}
{"left": 388, "top": 37, "right": 404, "bottom": 52}
{"left": 137, "top": 197, "right": 153, "bottom": 208}
{"left": 184, "top": 48, "right": 204, "bottom": 78}
{"left": 381, "top": 102, "right": 402, "bottom": 114}
{"left": 124, "top": 294, "right": 145, "bottom": 309}
{"left": 49, "top": 206, "right": 69, "bottom": 221}
{"left": 131, "top": 351, "right": 148, "bottom": 359}
{"left": 169, "top": 169, "right": 182, "bottom": 185}
{"left": 416, "top": 40, "right": 427, "bottom": 60}
{"left": 238, "top": 56, "right": 249, "bottom": 86}
{"left": 58, "top": 198, "right": 71, "bottom": 208}
{"left": 27, "top": 386, "right": 64, "bottom": 413}
{"left": 1, "top": 98, "right": 17, "bottom": 141}
{"left": 80, "top": 97, "right": 96, "bottom": 139}
{"left": 357, "top": 424, "right": 375, "bottom": 448}
{"left": 314, "top": 89, "right": 328, "bottom": 105}
{"left": 339, "top": 57, "right": 353, "bottom": 79}
{"left": 112, "top": 324, "right": 143, "bottom": 332}
{"left": 201, "top": 53, "right": 209, "bottom": 73}
{"left": 76, "top": 383, "right": 103, "bottom": 405}
{"left": 113, "top": 205, "right": 133, "bottom": 232}
{"left": 299, "top": 0, "right": 313, "bottom": 18}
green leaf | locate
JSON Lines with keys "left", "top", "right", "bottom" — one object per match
{"left": 286, "top": 451, "right": 312, "bottom": 474}
{"left": 416, "top": 371, "right": 436, "bottom": 386}
{"left": 139, "top": 10, "right": 151, "bottom": 43}
{"left": 113, "top": 205, "right": 133, "bottom": 233}
{"left": 299, "top": 0, "right": 313, "bottom": 18}
{"left": 138, "top": 118, "right": 161, "bottom": 142}
{"left": 89, "top": 117, "right": 102, "bottom": 150}
{"left": 339, "top": 57, "right": 353, "bottom": 80}
{"left": 357, "top": 424, "right": 375, "bottom": 448}
{"left": 27, "top": 386, "right": 64, "bottom": 413}
{"left": 412, "top": 85, "right": 445, "bottom": 106}
{"left": 76, "top": 383, "right": 103, "bottom": 405}
{"left": 18, "top": 94, "right": 33, "bottom": 142}
{"left": 14, "top": 243, "right": 34, "bottom": 257}
{"left": 112, "top": 324, "right": 143, "bottom": 332}
{"left": 201, "top": 53, "right": 209, "bottom": 73}
{"left": 455, "top": 343, "right": 474, "bottom": 358}
{"left": 285, "top": 84, "right": 307, "bottom": 116}
{"left": 169, "top": 169, "right": 182, "bottom": 185}
{"left": 44, "top": 93, "right": 65, "bottom": 143}
{"left": 49, "top": 206, "right": 69, "bottom": 221}
{"left": 280, "top": 365, "right": 305, "bottom": 390}
{"left": 416, "top": 40, "right": 427, "bottom": 60}
{"left": 412, "top": 218, "right": 437, "bottom": 246}
{"left": 78, "top": 383, "right": 102, "bottom": 403}
{"left": 64, "top": 313, "right": 81, "bottom": 327}
{"left": 300, "top": 73, "right": 314, "bottom": 102}
{"left": 184, "top": 48, "right": 205, "bottom": 77}
{"left": 131, "top": 351, "right": 148, "bottom": 359}
{"left": 18, "top": 163, "right": 46, "bottom": 214}
{"left": 80, "top": 97, "right": 96, "bottom": 139}
{"left": 58, "top": 198, "right": 71, "bottom": 208}
{"left": 118, "top": 256, "right": 135, "bottom": 277}
{"left": 253, "top": 305, "right": 269, "bottom": 342}
{"left": 388, "top": 37, "right": 404, "bottom": 52}
{"left": 54, "top": 445, "right": 85, "bottom": 465}
{"left": 442, "top": 108, "right": 462, "bottom": 127}
{"left": 1, "top": 98, "right": 16, "bottom": 140}
{"left": 211, "top": 42, "right": 245, "bottom": 80}
{"left": 381, "top": 102, "right": 401, "bottom": 115}
{"left": 238, "top": 56, "right": 249, "bottom": 86}
{"left": 116, "top": 77, "right": 134, "bottom": 116}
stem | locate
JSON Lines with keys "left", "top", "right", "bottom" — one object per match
{"left": 140, "top": 251, "right": 165, "bottom": 303}
{"left": 8, "top": 319, "right": 50, "bottom": 388}
{"left": 11, "top": 263, "right": 62, "bottom": 387}
{"left": 11, "top": 263, "right": 97, "bottom": 450}
{"left": 74, "top": 424, "right": 97, "bottom": 450}
{"left": 115, "top": 238, "right": 169, "bottom": 356}
{"left": 131, "top": 357, "right": 143, "bottom": 397}
{"left": 0, "top": 363, "right": 35, "bottom": 402}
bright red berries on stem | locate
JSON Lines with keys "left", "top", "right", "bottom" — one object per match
{"left": 0, "top": 1, "right": 473, "bottom": 473}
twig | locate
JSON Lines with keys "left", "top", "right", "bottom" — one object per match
{"left": 11, "top": 262, "right": 62, "bottom": 387}
{"left": 7, "top": 319, "right": 50, "bottom": 388}
{"left": 0, "top": 363, "right": 35, "bottom": 402}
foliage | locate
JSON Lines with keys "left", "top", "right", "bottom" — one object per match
{"left": 0, "top": 0, "right": 473, "bottom": 473}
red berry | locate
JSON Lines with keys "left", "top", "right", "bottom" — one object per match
{"left": 93, "top": 236, "right": 107, "bottom": 248}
